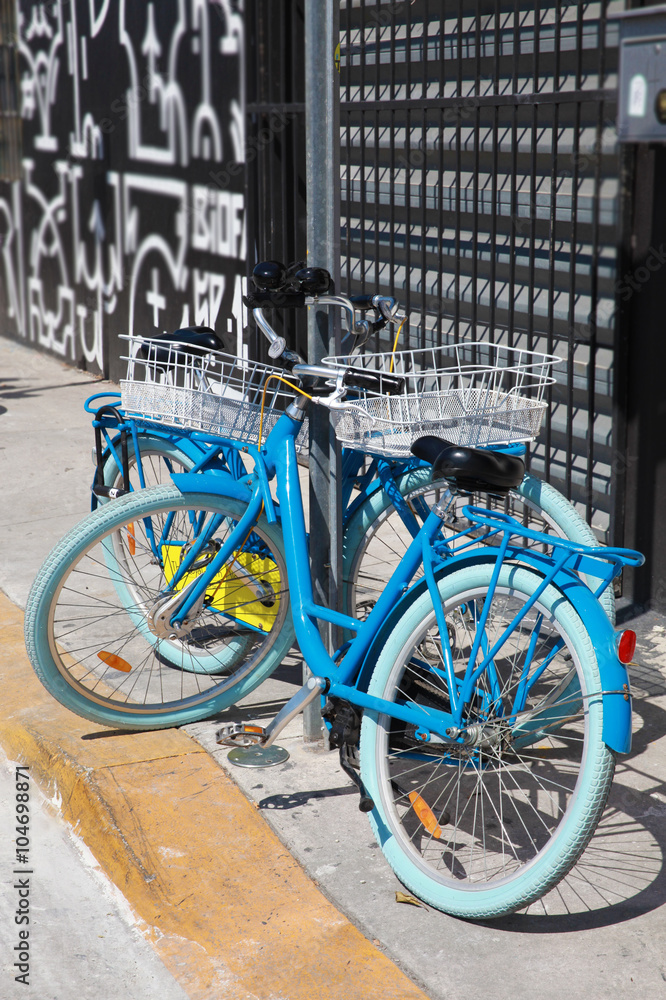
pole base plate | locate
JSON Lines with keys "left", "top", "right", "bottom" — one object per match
{"left": 227, "top": 745, "right": 290, "bottom": 768}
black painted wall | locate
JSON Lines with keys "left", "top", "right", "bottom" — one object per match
{"left": 0, "top": 0, "right": 246, "bottom": 381}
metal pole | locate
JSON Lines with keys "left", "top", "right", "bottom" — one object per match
{"left": 303, "top": 0, "right": 341, "bottom": 744}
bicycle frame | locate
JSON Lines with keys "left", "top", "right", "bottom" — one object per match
{"left": 158, "top": 407, "right": 642, "bottom": 755}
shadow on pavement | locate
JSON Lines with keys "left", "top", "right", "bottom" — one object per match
{"left": 485, "top": 692, "right": 666, "bottom": 933}
{"left": 258, "top": 785, "right": 357, "bottom": 810}
{"left": 0, "top": 377, "right": 97, "bottom": 399}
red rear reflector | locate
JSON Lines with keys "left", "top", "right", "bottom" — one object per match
{"left": 617, "top": 630, "right": 637, "bottom": 664}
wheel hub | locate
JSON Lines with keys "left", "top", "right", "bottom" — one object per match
{"left": 447, "top": 721, "right": 513, "bottom": 752}
{"left": 146, "top": 590, "right": 202, "bottom": 639}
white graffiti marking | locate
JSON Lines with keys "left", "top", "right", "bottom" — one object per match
{"left": 120, "top": 1, "right": 188, "bottom": 166}
{"left": 191, "top": 0, "right": 223, "bottom": 160}
{"left": 19, "top": 3, "right": 63, "bottom": 151}
{"left": 191, "top": 186, "right": 245, "bottom": 257}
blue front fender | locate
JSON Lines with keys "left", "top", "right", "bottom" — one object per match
{"left": 170, "top": 471, "right": 253, "bottom": 505}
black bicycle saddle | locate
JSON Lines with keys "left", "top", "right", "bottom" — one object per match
{"left": 410, "top": 435, "right": 525, "bottom": 496}
{"left": 138, "top": 326, "right": 225, "bottom": 364}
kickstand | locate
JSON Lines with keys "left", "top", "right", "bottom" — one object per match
{"left": 339, "top": 744, "right": 374, "bottom": 813}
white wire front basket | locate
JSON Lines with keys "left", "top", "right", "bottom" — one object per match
{"left": 322, "top": 341, "right": 560, "bottom": 458}
{"left": 119, "top": 334, "right": 309, "bottom": 455}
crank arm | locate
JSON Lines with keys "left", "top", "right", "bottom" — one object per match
{"left": 228, "top": 556, "right": 275, "bottom": 603}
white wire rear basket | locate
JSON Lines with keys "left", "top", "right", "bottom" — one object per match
{"left": 322, "top": 341, "right": 560, "bottom": 458}
{"left": 119, "top": 334, "right": 309, "bottom": 455}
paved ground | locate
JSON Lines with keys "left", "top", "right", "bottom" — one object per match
{"left": 0, "top": 749, "right": 189, "bottom": 1000}
{"left": 1, "top": 335, "right": 666, "bottom": 999}
{"left": 189, "top": 633, "right": 666, "bottom": 1000}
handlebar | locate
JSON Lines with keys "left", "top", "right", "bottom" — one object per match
{"left": 248, "top": 285, "right": 404, "bottom": 363}
{"left": 244, "top": 286, "right": 403, "bottom": 327}
{"left": 247, "top": 273, "right": 407, "bottom": 403}
{"left": 290, "top": 362, "right": 405, "bottom": 399}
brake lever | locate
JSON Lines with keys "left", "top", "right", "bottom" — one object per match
{"left": 377, "top": 298, "right": 402, "bottom": 323}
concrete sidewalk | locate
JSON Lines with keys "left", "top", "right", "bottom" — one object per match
{"left": 2, "top": 335, "right": 666, "bottom": 1000}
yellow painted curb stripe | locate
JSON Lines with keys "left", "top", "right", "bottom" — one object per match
{"left": 0, "top": 592, "right": 430, "bottom": 1000}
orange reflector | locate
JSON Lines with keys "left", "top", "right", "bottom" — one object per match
{"left": 243, "top": 725, "right": 264, "bottom": 734}
{"left": 408, "top": 791, "right": 442, "bottom": 839}
{"left": 127, "top": 523, "right": 136, "bottom": 556}
{"left": 97, "top": 650, "right": 132, "bottom": 673}
{"left": 617, "top": 629, "right": 637, "bottom": 664}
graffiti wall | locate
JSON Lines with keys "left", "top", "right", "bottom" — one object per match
{"left": 0, "top": 0, "right": 245, "bottom": 380}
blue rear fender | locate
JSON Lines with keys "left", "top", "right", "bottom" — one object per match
{"left": 356, "top": 550, "right": 632, "bottom": 754}
{"left": 548, "top": 566, "right": 631, "bottom": 754}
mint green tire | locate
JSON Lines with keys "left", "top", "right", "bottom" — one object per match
{"left": 359, "top": 560, "right": 615, "bottom": 919}
{"left": 342, "top": 467, "right": 615, "bottom": 624}
{"left": 24, "top": 485, "right": 294, "bottom": 730}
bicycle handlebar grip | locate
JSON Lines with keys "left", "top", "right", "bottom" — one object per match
{"left": 294, "top": 266, "right": 332, "bottom": 294}
{"left": 349, "top": 294, "right": 375, "bottom": 311}
{"left": 244, "top": 290, "right": 306, "bottom": 309}
{"left": 342, "top": 368, "right": 405, "bottom": 395}
{"left": 252, "top": 260, "right": 287, "bottom": 289}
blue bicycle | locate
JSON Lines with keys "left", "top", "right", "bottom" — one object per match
{"left": 24, "top": 322, "right": 642, "bottom": 918}
{"left": 85, "top": 268, "right": 616, "bottom": 629}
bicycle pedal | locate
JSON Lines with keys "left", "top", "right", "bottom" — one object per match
{"left": 216, "top": 722, "right": 267, "bottom": 747}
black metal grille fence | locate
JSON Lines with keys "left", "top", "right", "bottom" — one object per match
{"left": 245, "top": 0, "right": 308, "bottom": 361}
{"left": 0, "top": 0, "right": 21, "bottom": 183}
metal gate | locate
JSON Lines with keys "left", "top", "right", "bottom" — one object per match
{"left": 247, "top": 0, "right": 628, "bottom": 546}
{"left": 245, "top": 0, "right": 308, "bottom": 362}
{"left": 339, "top": 0, "right": 627, "bottom": 545}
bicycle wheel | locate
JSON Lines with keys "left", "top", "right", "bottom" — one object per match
{"left": 25, "top": 484, "right": 294, "bottom": 729}
{"left": 343, "top": 466, "right": 615, "bottom": 623}
{"left": 359, "top": 560, "right": 615, "bottom": 919}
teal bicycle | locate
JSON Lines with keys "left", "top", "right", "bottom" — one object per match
{"left": 24, "top": 313, "right": 642, "bottom": 918}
